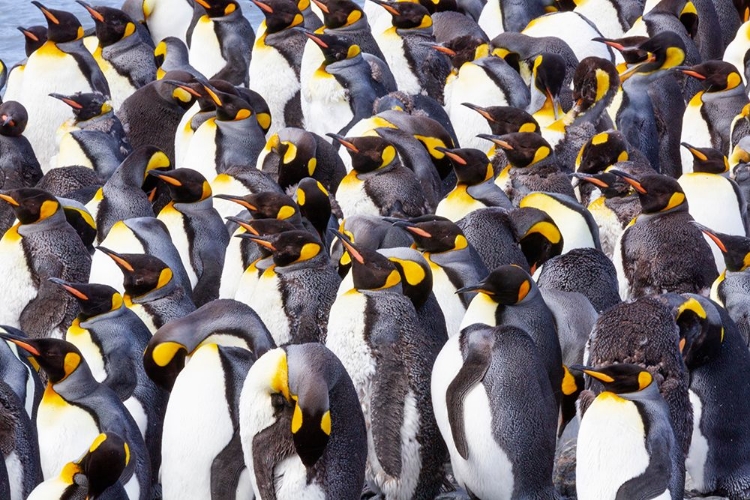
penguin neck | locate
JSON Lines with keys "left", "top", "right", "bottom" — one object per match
{"left": 79, "top": 304, "right": 128, "bottom": 327}
{"left": 615, "top": 381, "right": 660, "bottom": 403}
{"left": 172, "top": 196, "right": 214, "bottom": 214}
{"left": 702, "top": 85, "right": 746, "bottom": 103}
{"left": 635, "top": 202, "right": 688, "bottom": 222}
{"left": 17, "top": 210, "right": 68, "bottom": 236}
{"left": 49, "top": 365, "right": 97, "bottom": 399}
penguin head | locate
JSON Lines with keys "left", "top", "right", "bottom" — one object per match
{"left": 592, "top": 36, "right": 649, "bottom": 65}
{"left": 432, "top": 35, "right": 489, "bottom": 70}
{"left": 694, "top": 223, "right": 750, "bottom": 272}
{"left": 295, "top": 178, "right": 331, "bottom": 235}
{"left": 150, "top": 168, "right": 212, "bottom": 204}
{"left": 0, "top": 188, "right": 61, "bottom": 225}
{"left": 0, "top": 101, "right": 28, "bottom": 137}
{"left": 416, "top": 0, "right": 457, "bottom": 14}
{"left": 461, "top": 103, "right": 539, "bottom": 135}
{"left": 252, "top": 0, "right": 304, "bottom": 34}
{"left": 17, "top": 25, "right": 47, "bottom": 57}
{"left": 114, "top": 146, "right": 172, "bottom": 193}
{"left": 202, "top": 83, "right": 254, "bottom": 122}
{"left": 478, "top": 132, "right": 552, "bottom": 169}
{"left": 33, "top": 2, "right": 84, "bottom": 42}
{"left": 459, "top": 265, "right": 536, "bottom": 305}
{"left": 215, "top": 191, "right": 300, "bottom": 221}
{"left": 436, "top": 147, "right": 493, "bottom": 185}
{"left": 78, "top": 432, "right": 130, "bottom": 499}
{"left": 194, "top": 0, "right": 241, "bottom": 18}
{"left": 98, "top": 249, "right": 175, "bottom": 302}
{"left": 735, "top": 0, "right": 750, "bottom": 22}
{"left": 575, "top": 131, "right": 629, "bottom": 174}
{"left": 333, "top": 230, "right": 402, "bottom": 291}
{"left": 159, "top": 71, "right": 203, "bottom": 109}
{"left": 328, "top": 134, "right": 399, "bottom": 173}
{"left": 0, "top": 330, "right": 86, "bottom": 385}
{"left": 571, "top": 57, "right": 620, "bottom": 115}
{"left": 681, "top": 142, "right": 729, "bottom": 174}
{"left": 244, "top": 230, "right": 323, "bottom": 267}
{"left": 396, "top": 215, "right": 469, "bottom": 253}
{"left": 670, "top": 295, "right": 723, "bottom": 369}
{"left": 230, "top": 217, "right": 298, "bottom": 258}
{"left": 379, "top": 247, "right": 433, "bottom": 308}
{"left": 265, "top": 129, "right": 319, "bottom": 189}
{"left": 313, "top": 0, "right": 364, "bottom": 29}
{"left": 59, "top": 198, "right": 98, "bottom": 249}
{"left": 618, "top": 31, "right": 686, "bottom": 83}
{"left": 530, "top": 53, "right": 566, "bottom": 117}
{"left": 678, "top": 60, "right": 744, "bottom": 96}
{"left": 77, "top": 2, "right": 137, "bottom": 47}
{"left": 154, "top": 37, "right": 189, "bottom": 79}
{"left": 510, "top": 208, "right": 564, "bottom": 273}
{"left": 611, "top": 171, "right": 687, "bottom": 214}
{"left": 49, "top": 279, "right": 124, "bottom": 320}
{"left": 372, "top": 0, "right": 432, "bottom": 30}
{"left": 302, "top": 31, "right": 362, "bottom": 66}
{"left": 573, "top": 363, "right": 655, "bottom": 395}
{"left": 573, "top": 172, "right": 630, "bottom": 199}
{"left": 49, "top": 92, "right": 112, "bottom": 122}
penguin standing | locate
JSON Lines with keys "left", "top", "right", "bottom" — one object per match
{"left": 239, "top": 343, "right": 368, "bottom": 499}
{"left": 575, "top": 363, "right": 684, "bottom": 500}
{"left": 476, "top": 0, "right": 545, "bottom": 39}
{"left": 151, "top": 168, "right": 229, "bottom": 306}
{"left": 325, "top": 234, "right": 447, "bottom": 499}
{"left": 141, "top": 0, "right": 195, "bottom": 46}
{"left": 431, "top": 324, "right": 559, "bottom": 500}
{"left": 3, "top": 25, "right": 47, "bottom": 103}
{"left": 0, "top": 189, "right": 91, "bottom": 339}
{"left": 50, "top": 91, "right": 130, "bottom": 153}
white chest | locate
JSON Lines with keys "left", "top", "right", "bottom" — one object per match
{"left": 89, "top": 221, "right": 144, "bottom": 293}
{"left": 249, "top": 40, "right": 300, "bottom": 135}
{"left": 685, "top": 389, "right": 709, "bottom": 491}
{"left": 189, "top": 17, "right": 226, "bottom": 80}
{"left": 248, "top": 271, "right": 291, "bottom": 345}
{"left": 65, "top": 327, "right": 106, "bottom": 383}
{"left": 429, "top": 262, "right": 467, "bottom": 336}
{"left": 158, "top": 206, "right": 198, "bottom": 288}
{"left": 336, "top": 175, "right": 381, "bottom": 218}
{"left": 182, "top": 119, "right": 220, "bottom": 181}
{"left": 94, "top": 46, "right": 136, "bottom": 111}
{"left": 375, "top": 29, "right": 421, "bottom": 95}
{"left": 127, "top": 303, "right": 159, "bottom": 335}
{"left": 459, "top": 293, "right": 497, "bottom": 334}
{"left": 220, "top": 226, "right": 246, "bottom": 299}
{"left": 680, "top": 101, "right": 712, "bottom": 174}
{"left": 0, "top": 230, "right": 36, "bottom": 328}
{"left": 477, "top": 0, "right": 504, "bottom": 40}
{"left": 305, "top": 71, "right": 353, "bottom": 137}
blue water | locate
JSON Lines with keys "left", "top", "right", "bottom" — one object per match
{"left": 0, "top": 0, "right": 266, "bottom": 68}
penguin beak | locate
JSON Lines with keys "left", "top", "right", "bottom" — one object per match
{"left": 680, "top": 142, "right": 708, "bottom": 162}
{"left": 618, "top": 53, "right": 657, "bottom": 82}
{"left": 455, "top": 284, "right": 486, "bottom": 295}
{"left": 18, "top": 27, "right": 40, "bottom": 41}
{"left": 392, "top": 220, "right": 432, "bottom": 238}
{"left": 0, "top": 193, "right": 19, "bottom": 206}
{"left": 331, "top": 229, "right": 364, "bottom": 264}
{"left": 148, "top": 171, "right": 182, "bottom": 186}
{"left": 0, "top": 115, "right": 13, "bottom": 127}
{"left": 609, "top": 170, "right": 646, "bottom": 194}
{"left": 430, "top": 44, "right": 456, "bottom": 56}
{"left": 311, "top": 0, "right": 329, "bottom": 13}
{"left": 213, "top": 194, "right": 257, "bottom": 211}
{"left": 461, "top": 103, "right": 494, "bottom": 122}
{"left": 194, "top": 0, "right": 212, "bottom": 9}
{"left": 326, "top": 133, "right": 359, "bottom": 153}
{"left": 302, "top": 31, "right": 329, "bottom": 49}
{"left": 691, "top": 222, "right": 727, "bottom": 252}
{"left": 49, "top": 93, "right": 84, "bottom": 109}
{"left": 226, "top": 216, "right": 260, "bottom": 235}
{"left": 76, "top": 1, "right": 105, "bottom": 22}
{"left": 592, "top": 37, "right": 626, "bottom": 51}
{"left": 243, "top": 236, "right": 277, "bottom": 251}
{"left": 546, "top": 89, "right": 559, "bottom": 120}
{"left": 251, "top": 0, "right": 274, "bottom": 13}
{"left": 678, "top": 67, "right": 706, "bottom": 80}
{"left": 572, "top": 173, "right": 608, "bottom": 188}
{"left": 477, "top": 134, "right": 513, "bottom": 150}
{"left": 97, "top": 247, "right": 135, "bottom": 272}
{"left": 163, "top": 81, "right": 202, "bottom": 98}
{"left": 370, "top": 0, "right": 400, "bottom": 15}
{"left": 576, "top": 367, "right": 616, "bottom": 383}
{"left": 32, "top": 1, "right": 60, "bottom": 24}
{"left": 0, "top": 326, "right": 41, "bottom": 357}
{"left": 202, "top": 85, "right": 223, "bottom": 107}
{"left": 48, "top": 277, "right": 89, "bottom": 301}
{"left": 435, "top": 147, "right": 467, "bottom": 165}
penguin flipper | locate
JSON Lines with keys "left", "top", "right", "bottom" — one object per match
{"left": 371, "top": 347, "right": 409, "bottom": 477}
{"left": 614, "top": 428, "right": 671, "bottom": 500}
{"left": 446, "top": 327, "right": 492, "bottom": 460}
{"left": 251, "top": 412, "right": 295, "bottom": 500}
{"left": 19, "top": 258, "right": 71, "bottom": 338}
{"left": 211, "top": 431, "right": 245, "bottom": 500}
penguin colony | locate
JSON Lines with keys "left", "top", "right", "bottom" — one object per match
{"left": 3, "top": 0, "right": 750, "bottom": 499}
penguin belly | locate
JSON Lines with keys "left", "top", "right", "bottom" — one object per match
{"left": 27, "top": 476, "right": 69, "bottom": 500}
{"left": 36, "top": 387, "right": 99, "bottom": 479}
{"left": 158, "top": 206, "right": 198, "bottom": 288}
{"left": 587, "top": 196, "right": 623, "bottom": 259}
{"left": 304, "top": 71, "right": 354, "bottom": 137}
{"left": 0, "top": 228, "right": 37, "bottom": 328}
{"left": 6, "top": 450, "right": 23, "bottom": 500}
{"left": 245, "top": 271, "right": 292, "bottom": 345}
{"left": 93, "top": 47, "right": 136, "bottom": 111}
{"left": 249, "top": 43, "right": 300, "bottom": 136}
{"left": 189, "top": 17, "right": 226, "bottom": 80}
{"left": 18, "top": 44, "right": 96, "bottom": 170}
{"left": 429, "top": 262, "right": 468, "bottom": 336}
{"left": 89, "top": 222, "right": 144, "bottom": 293}
{"left": 447, "top": 64, "right": 506, "bottom": 150}
{"left": 174, "top": 103, "right": 200, "bottom": 168}
{"left": 54, "top": 132, "right": 95, "bottom": 170}
{"left": 680, "top": 96, "right": 712, "bottom": 174}
{"left": 146, "top": 0, "right": 194, "bottom": 45}
{"left": 458, "top": 292, "right": 497, "bottom": 332}
{"left": 300, "top": 42, "right": 325, "bottom": 129}
{"left": 574, "top": 0, "right": 625, "bottom": 38}
{"left": 161, "top": 344, "right": 235, "bottom": 500}
{"left": 685, "top": 389, "right": 709, "bottom": 492}
{"left": 375, "top": 29, "right": 421, "bottom": 95}
{"left": 431, "top": 335, "right": 514, "bottom": 499}
{"left": 126, "top": 303, "right": 159, "bottom": 334}
{"left": 436, "top": 187, "right": 488, "bottom": 222}
{"left": 724, "top": 22, "right": 750, "bottom": 85}
{"left": 65, "top": 325, "right": 106, "bottom": 383}
{"left": 520, "top": 193, "right": 596, "bottom": 253}
{"left": 477, "top": 0, "right": 504, "bottom": 40}
{"left": 523, "top": 13, "right": 614, "bottom": 64}
{"left": 576, "top": 393, "right": 668, "bottom": 500}
{"left": 182, "top": 119, "right": 220, "bottom": 182}
{"left": 336, "top": 176, "right": 381, "bottom": 218}
{"left": 219, "top": 227, "right": 247, "bottom": 299}
{"left": 273, "top": 456, "right": 326, "bottom": 499}
{"left": 3, "top": 66, "right": 25, "bottom": 103}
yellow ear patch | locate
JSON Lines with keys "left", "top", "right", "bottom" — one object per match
{"left": 225, "top": 2, "right": 236, "bottom": 14}
{"left": 63, "top": 352, "right": 81, "bottom": 379}
{"left": 270, "top": 350, "right": 290, "bottom": 400}
{"left": 321, "top": 410, "right": 331, "bottom": 435}
{"left": 727, "top": 71, "right": 742, "bottom": 91}
{"left": 124, "top": 22, "right": 136, "bottom": 37}
{"left": 124, "top": 442, "right": 130, "bottom": 465}
{"left": 308, "top": 158, "right": 317, "bottom": 176}
{"left": 157, "top": 268, "right": 173, "bottom": 289}
{"left": 347, "top": 45, "right": 361, "bottom": 58}
{"left": 277, "top": 205, "right": 296, "bottom": 220}
{"left": 562, "top": 366, "right": 578, "bottom": 395}
{"left": 111, "top": 292, "right": 124, "bottom": 311}
{"left": 594, "top": 69, "right": 610, "bottom": 102}
{"left": 663, "top": 47, "right": 685, "bottom": 70}
{"left": 146, "top": 151, "right": 171, "bottom": 172}
{"left": 257, "top": 113, "right": 272, "bottom": 131}
{"left": 346, "top": 9, "right": 362, "bottom": 24}
{"left": 381, "top": 145, "right": 397, "bottom": 167}
{"left": 524, "top": 221, "right": 561, "bottom": 244}
{"left": 297, "top": 242, "right": 321, "bottom": 262}
{"left": 591, "top": 132, "right": 608, "bottom": 146}
{"left": 296, "top": 188, "right": 306, "bottom": 206}
{"left": 173, "top": 87, "right": 193, "bottom": 103}
{"left": 235, "top": 108, "right": 252, "bottom": 120}
{"left": 676, "top": 297, "right": 707, "bottom": 319}
{"left": 152, "top": 341, "right": 186, "bottom": 367}
{"left": 39, "top": 200, "right": 60, "bottom": 220}
{"left": 531, "top": 146, "right": 550, "bottom": 165}
{"left": 663, "top": 192, "right": 685, "bottom": 211}
{"left": 291, "top": 401, "right": 303, "bottom": 433}
{"left": 454, "top": 234, "right": 468, "bottom": 250}
{"left": 89, "top": 433, "right": 107, "bottom": 453}
{"left": 390, "top": 258, "right": 426, "bottom": 285}
{"left": 519, "top": 122, "right": 537, "bottom": 133}
{"left": 282, "top": 142, "right": 298, "bottom": 164}
{"left": 517, "top": 280, "right": 531, "bottom": 302}
{"left": 617, "top": 150, "right": 629, "bottom": 162}
{"left": 637, "top": 371, "right": 652, "bottom": 390}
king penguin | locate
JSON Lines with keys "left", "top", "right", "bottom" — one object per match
{"left": 2, "top": 25, "right": 47, "bottom": 104}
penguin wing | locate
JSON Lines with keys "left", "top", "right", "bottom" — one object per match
{"left": 614, "top": 423, "right": 672, "bottom": 500}
{"left": 214, "top": 20, "right": 254, "bottom": 86}
{"left": 19, "top": 256, "right": 69, "bottom": 338}
{"left": 446, "top": 329, "right": 492, "bottom": 460}
{"left": 211, "top": 431, "right": 247, "bottom": 498}
{"left": 59, "top": 40, "right": 111, "bottom": 97}
{"left": 466, "top": 182, "right": 513, "bottom": 209}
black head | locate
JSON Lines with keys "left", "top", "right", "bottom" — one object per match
{"left": 215, "top": 191, "right": 299, "bottom": 221}
{"left": 202, "top": 84, "right": 254, "bottom": 122}
{"left": 247, "top": 230, "right": 323, "bottom": 267}
{"left": 295, "top": 178, "right": 331, "bottom": 237}
{"left": 381, "top": 249, "right": 432, "bottom": 308}
{"left": 49, "top": 92, "right": 111, "bottom": 121}
{"left": 572, "top": 56, "right": 619, "bottom": 113}
{"left": 97, "top": 249, "right": 174, "bottom": 299}
{"left": 253, "top": 0, "right": 304, "bottom": 34}
{"left": 511, "top": 208, "right": 564, "bottom": 273}
{"left": 0, "top": 330, "right": 84, "bottom": 385}
{"left": 0, "top": 101, "right": 28, "bottom": 137}
{"left": 573, "top": 172, "right": 629, "bottom": 198}
{"left": 303, "top": 31, "right": 361, "bottom": 66}
{"left": 694, "top": 223, "right": 750, "bottom": 272}
{"left": 316, "top": 0, "right": 364, "bottom": 29}
{"left": 150, "top": 168, "right": 212, "bottom": 203}
{"left": 572, "top": 363, "right": 654, "bottom": 394}
{"left": 575, "top": 131, "right": 629, "bottom": 174}
{"left": 373, "top": 0, "right": 432, "bottom": 29}
{"left": 159, "top": 71, "right": 203, "bottom": 109}
{"left": 680, "top": 60, "right": 744, "bottom": 93}
{"left": 479, "top": 132, "right": 552, "bottom": 168}
{"left": 79, "top": 432, "right": 130, "bottom": 499}
{"left": 619, "top": 31, "right": 686, "bottom": 82}
{"left": 462, "top": 103, "right": 539, "bottom": 135}
{"left": 611, "top": 171, "right": 686, "bottom": 213}
{"left": 17, "top": 25, "right": 47, "bottom": 57}
{"left": 33, "top": 1, "right": 84, "bottom": 43}
{"left": 396, "top": 215, "right": 468, "bottom": 253}
{"left": 459, "top": 265, "right": 534, "bottom": 305}
{"left": 672, "top": 296, "right": 723, "bottom": 369}
{"left": 681, "top": 142, "right": 728, "bottom": 174}
{"left": 333, "top": 230, "right": 401, "bottom": 290}
{"left": 194, "top": 0, "right": 241, "bottom": 17}
{"left": 0, "top": 188, "right": 60, "bottom": 224}
{"left": 49, "top": 279, "right": 122, "bottom": 320}
{"left": 329, "top": 134, "right": 398, "bottom": 173}
{"left": 593, "top": 36, "right": 649, "bottom": 65}
{"left": 78, "top": 2, "right": 137, "bottom": 47}
{"left": 433, "top": 35, "right": 488, "bottom": 69}
{"left": 436, "top": 147, "right": 493, "bottom": 185}
{"left": 532, "top": 53, "right": 566, "bottom": 102}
